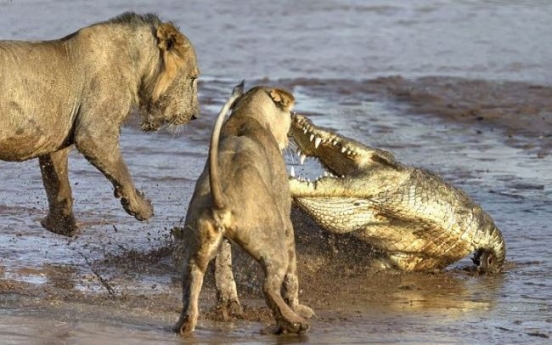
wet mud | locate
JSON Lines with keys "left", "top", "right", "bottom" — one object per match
{"left": 2, "top": 0, "right": 552, "bottom": 343}
{"left": 2, "top": 76, "right": 551, "bottom": 344}
{"left": 280, "top": 76, "right": 552, "bottom": 152}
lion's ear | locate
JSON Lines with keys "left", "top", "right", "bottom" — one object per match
{"left": 269, "top": 88, "right": 295, "bottom": 111}
{"left": 156, "top": 22, "right": 188, "bottom": 52}
{"left": 152, "top": 23, "right": 190, "bottom": 101}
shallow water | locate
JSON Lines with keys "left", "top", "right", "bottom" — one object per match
{"left": 1, "top": 1, "right": 552, "bottom": 344}
{"left": 2, "top": 0, "right": 552, "bottom": 84}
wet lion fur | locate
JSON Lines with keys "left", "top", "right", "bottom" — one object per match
{"left": 174, "top": 84, "right": 313, "bottom": 334}
{"left": 0, "top": 12, "right": 200, "bottom": 236}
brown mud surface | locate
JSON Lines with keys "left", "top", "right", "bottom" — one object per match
{"left": 2, "top": 76, "right": 551, "bottom": 344}
{"left": 2, "top": 0, "right": 552, "bottom": 342}
{"left": 280, "top": 76, "right": 552, "bottom": 156}
{"left": 0, "top": 205, "right": 502, "bottom": 337}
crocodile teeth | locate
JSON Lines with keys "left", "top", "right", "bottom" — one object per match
{"left": 309, "top": 134, "right": 315, "bottom": 142}
{"left": 303, "top": 128, "right": 308, "bottom": 134}
{"left": 332, "top": 140, "right": 338, "bottom": 146}
{"left": 314, "top": 137, "right": 322, "bottom": 149}
{"left": 290, "top": 166, "right": 295, "bottom": 177}
{"left": 341, "top": 147, "right": 347, "bottom": 153}
{"left": 300, "top": 153, "right": 307, "bottom": 165}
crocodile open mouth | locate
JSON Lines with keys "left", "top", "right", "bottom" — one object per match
{"left": 290, "top": 113, "right": 362, "bottom": 178}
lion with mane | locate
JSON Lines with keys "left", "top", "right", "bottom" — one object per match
{"left": 0, "top": 12, "right": 200, "bottom": 236}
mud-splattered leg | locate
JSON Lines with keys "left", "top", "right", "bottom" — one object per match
{"left": 174, "top": 222, "right": 223, "bottom": 334}
{"left": 262, "top": 257, "right": 309, "bottom": 334}
{"left": 38, "top": 147, "right": 78, "bottom": 236}
{"left": 282, "top": 222, "right": 315, "bottom": 319}
{"left": 240, "top": 226, "right": 309, "bottom": 334}
{"left": 214, "top": 239, "right": 243, "bottom": 319}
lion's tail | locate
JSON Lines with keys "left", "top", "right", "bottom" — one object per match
{"left": 209, "top": 81, "right": 245, "bottom": 210}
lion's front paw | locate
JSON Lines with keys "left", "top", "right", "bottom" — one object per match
{"left": 41, "top": 213, "right": 79, "bottom": 237}
{"left": 121, "top": 189, "right": 154, "bottom": 221}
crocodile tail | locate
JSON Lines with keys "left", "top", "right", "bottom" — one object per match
{"left": 489, "top": 224, "right": 506, "bottom": 270}
{"left": 209, "top": 81, "right": 245, "bottom": 210}
{"left": 475, "top": 222, "right": 506, "bottom": 273}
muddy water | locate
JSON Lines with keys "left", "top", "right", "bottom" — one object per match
{"left": 1, "top": 1, "right": 552, "bottom": 344}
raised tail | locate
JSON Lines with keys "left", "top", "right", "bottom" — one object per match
{"left": 209, "top": 81, "right": 245, "bottom": 210}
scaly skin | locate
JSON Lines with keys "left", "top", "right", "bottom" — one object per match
{"left": 289, "top": 114, "right": 505, "bottom": 273}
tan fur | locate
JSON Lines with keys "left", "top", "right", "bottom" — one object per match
{"left": 208, "top": 82, "right": 245, "bottom": 210}
{"left": 151, "top": 23, "right": 195, "bottom": 101}
{"left": 174, "top": 85, "right": 313, "bottom": 335}
{"left": 0, "top": 12, "right": 200, "bottom": 236}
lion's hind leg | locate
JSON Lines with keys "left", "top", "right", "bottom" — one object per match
{"left": 239, "top": 227, "right": 309, "bottom": 334}
{"left": 174, "top": 219, "right": 224, "bottom": 334}
{"left": 282, "top": 222, "right": 314, "bottom": 319}
{"left": 214, "top": 239, "right": 243, "bottom": 320}
{"left": 38, "top": 147, "right": 78, "bottom": 236}
{"left": 262, "top": 254, "right": 309, "bottom": 334}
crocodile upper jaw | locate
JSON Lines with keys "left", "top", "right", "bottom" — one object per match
{"left": 290, "top": 113, "right": 399, "bottom": 194}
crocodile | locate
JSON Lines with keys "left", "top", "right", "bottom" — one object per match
{"left": 289, "top": 113, "right": 506, "bottom": 273}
